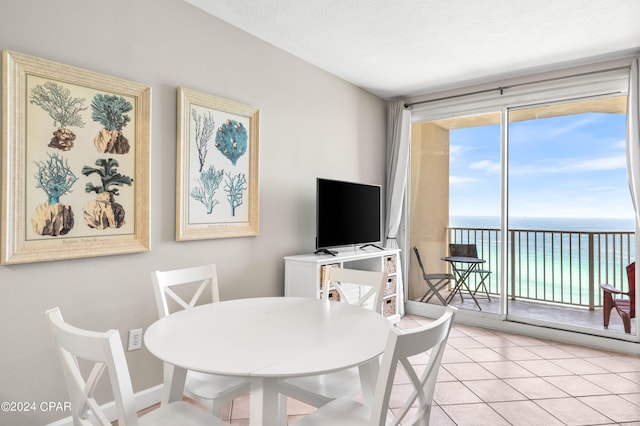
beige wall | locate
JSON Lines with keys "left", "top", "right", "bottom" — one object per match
{"left": 409, "top": 122, "right": 450, "bottom": 300}
{"left": 0, "top": 1, "right": 387, "bottom": 424}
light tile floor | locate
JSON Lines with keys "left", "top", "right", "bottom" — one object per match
{"left": 214, "top": 313, "right": 640, "bottom": 425}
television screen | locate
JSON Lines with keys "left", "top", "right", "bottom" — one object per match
{"left": 316, "top": 178, "right": 381, "bottom": 251}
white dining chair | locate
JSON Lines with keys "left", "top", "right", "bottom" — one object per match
{"left": 151, "top": 264, "right": 250, "bottom": 415}
{"left": 280, "top": 267, "right": 388, "bottom": 407}
{"left": 321, "top": 267, "right": 388, "bottom": 312}
{"left": 295, "top": 307, "right": 456, "bottom": 426}
{"left": 45, "top": 307, "right": 222, "bottom": 426}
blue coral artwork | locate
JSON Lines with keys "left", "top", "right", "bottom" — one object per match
{"left": 215, "top": 119, "right": 247, "bottom": 165}
{"left": 25, "top": 74, "right": 137, "bottom": 240}
{"left": 188, "top": 104, "right": 250, "bottom": 224}
{"left": 2, "top": 49, "right": 150, "bottom": 264}
{"left": 90, "top": 94, "right": 133, "bottom": 154}
{"left": 31, "top": 153, "right": 78, "bottom": 236}
{"left": 177, "top": 87, "right": 258, "bottom": 241}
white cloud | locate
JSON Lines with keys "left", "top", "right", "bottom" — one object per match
{"left": 569, "top": 155, "right": 626, "bottom": 172}
{"left": 450, "top": 145, "right": 464, "bottom": 155}
{"left": 511, "top": 155, "right": 626, "bottom": 175}
{"left": 549, "top": 115, "right": 601, "bottom": 136}
{"left": 449, "top": 144, "right": 464, "bottom": 162}
{"left": 613, "top": 139, "right": 626, "bottom": 149}
{"left": 450, "top": 175, "right": 477, "bottom": 184}
{"left": 470, "top": 160, "right": 500, "bottom": 174}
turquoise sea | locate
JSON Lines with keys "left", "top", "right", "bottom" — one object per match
{"left": 448, "top": 216, "right": 636, "bottom": 306}
{"left": 450, "top": 215, "right": 635, "bottom": 232}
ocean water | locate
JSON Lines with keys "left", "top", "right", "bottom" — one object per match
{"left": 450, "top": 215, "right": 635, "bottom": 232}
{"left": 448, "top": 216, "right": 636, "bottom": 306}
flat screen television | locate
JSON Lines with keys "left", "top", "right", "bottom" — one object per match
{"left": 315, "top": 178, "right": 382, "bottom": 255}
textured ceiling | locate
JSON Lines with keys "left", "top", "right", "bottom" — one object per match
{"left": 186, "top": 0, "right": 640, "bottom": 99}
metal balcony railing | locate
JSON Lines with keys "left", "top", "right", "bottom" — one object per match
{"left": 447, "top": 227, "right": 635, "bottom": 309}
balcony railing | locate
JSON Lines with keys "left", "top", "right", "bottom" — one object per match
{"left": 447, "top": 227, "right": 635, "bottom": 309}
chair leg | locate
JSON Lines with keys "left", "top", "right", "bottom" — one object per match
{"left": 473, "top": 274, "right": 491, "bottom": 301}
{"left": 602, "top": 294, "right": 613, "bottom": 329}
{"left": 445, "top": 282, "right": 464, "bottom": 304}
{"left": 621, "top": 313, "right": 632, "bottom": 334}
{"left": 203, "top": 398, "right": 225, "bottom": 418}
{"left": 421, "top": 278, "right": 448, "bottom": 305}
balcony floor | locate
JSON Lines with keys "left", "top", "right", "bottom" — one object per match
{"left": 418, "top": 291, "right": 636, "bottom": 336}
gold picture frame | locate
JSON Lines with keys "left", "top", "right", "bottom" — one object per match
{"left": 1, "top": 50, "right": 150, "bottom": 264}
{"left": 176, "top": 87, "right": 259, "bottom": 241}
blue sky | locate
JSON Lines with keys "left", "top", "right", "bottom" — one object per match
{"left": 449, "top": 112, "right": 632, "bottom": 219}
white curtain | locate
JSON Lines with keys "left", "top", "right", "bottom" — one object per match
{"left": 385, "top": 100, "right": 411, "bottom": 315}
{"left": 626, "top": 58, "right": 639, "bottom": 337}
{"left": 385, "top": 101, "right": 411, "bottom": 247}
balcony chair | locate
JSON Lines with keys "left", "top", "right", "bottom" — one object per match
{"left": 412, "top": 245, "right": 452, "bottom": 305}
{"left": 601, "top": 262, "right": 636, "bottom": 334}
{"left": 280, "top": 267, "right": 388, "bottom": 408}
{"left": 45, "top": 307, "right": 221, "bottom": 426}
{"left": 448, "top": 243, "right": 492, "bottom": 300}
{"left": 295, "top": 307, "right": 456, "bottom": 426}
{"left": 151, "top": 264, "right": 250, "bottom": 415}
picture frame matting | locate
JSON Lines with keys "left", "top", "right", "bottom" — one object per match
{"left": 176, "top": 87, "right": 259, "bottom": 241}
{"left": 1, "top": 49, "right": 150, "bottom": 264}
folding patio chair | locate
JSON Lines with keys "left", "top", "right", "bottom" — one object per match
{"left": 412, "top": 246, "right": 452, "bottom": 305}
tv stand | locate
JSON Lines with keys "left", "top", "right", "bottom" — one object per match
{"left": 313, "top": 248, "right": 338, "bottom": 256}
{"left": 360, "top": 243, "right": 384, "bottom": 250}
{"left": 284, "top": 247, "right": 402, "bottom": 323}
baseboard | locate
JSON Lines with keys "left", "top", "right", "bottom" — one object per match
{"left": 46, "top": 384, "right": 163, "bottom": 426}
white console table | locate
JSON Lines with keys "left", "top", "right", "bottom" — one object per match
{"left": 284, "top": 247, "right": 402, "bottom": 323}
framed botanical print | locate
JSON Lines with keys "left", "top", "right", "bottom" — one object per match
{"left": 1, "top": 49, "right": 150, "bottom": 264}
{"left": 176, "top": 87, "right": 259, "bottom": 241}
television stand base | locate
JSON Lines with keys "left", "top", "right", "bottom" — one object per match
{"left": 314, "top": 248, "right": 338, "bottom": 256}
{"left": 360, "top": 244, "right": 384, "bottom": 250}
{"left": 284, "top": 247, "right": 403, "bottom": 322}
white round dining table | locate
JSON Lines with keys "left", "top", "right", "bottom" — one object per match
{"left": 144, "top": 296, "right": 392, "bottom": 426}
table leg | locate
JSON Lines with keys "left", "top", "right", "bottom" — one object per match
{"left": 358, "top": 358, "right": 380, "bottom": 407}
{"left": 250, "top": 377, "right": 284, "bottom": 426}
{"left": 277, "top": 393, "right": 288, "bottom": 426}
{"left": 445, "top": 264, "right": 466, "bottom": 304}
{"left": 161, "top": 363, "right": 187, "bottom": 405}
{"left": 447, "top": 264, "right": 482, "bottom": 310}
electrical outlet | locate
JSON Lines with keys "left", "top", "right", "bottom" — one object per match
{"left": 128, "top": 328, "right": 143, "bottom": 351}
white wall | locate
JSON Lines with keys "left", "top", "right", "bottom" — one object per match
{"left": 0, "top": 1, "right": 387, "bottom": 424}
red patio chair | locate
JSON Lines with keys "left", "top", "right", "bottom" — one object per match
{"left": 601, "top": 262, "right": 636, "bottom": 334}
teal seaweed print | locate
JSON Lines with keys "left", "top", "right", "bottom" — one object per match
{"left": 34, "top": 153, "right": 78, "bottom": 205}
{"left": 81, "top": 158, "right": 133, "bottom": 229}
{"left": 224, "top": 172, "right": 247, "bottom": 216}
{"left": 91, "top": 94, "right": 133, "bottom": 154}
{"left": 31, "top": 153, "right": 78, "bottom": 236}
{"left": 29, "top": 81, "right": 87, "bottom": 151}
{"left": 215, "top": 119, "right": 247, "bottom": 166}
{"left": 191, "top": 164, "right": 224, "bottom": 214}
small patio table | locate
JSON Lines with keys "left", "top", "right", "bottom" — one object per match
{"left": 441, "top": 256, "right": 486, "bottom": 310}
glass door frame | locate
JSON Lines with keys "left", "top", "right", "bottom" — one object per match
{"left": 406, "top": 63, "right": 638, "bottom": 345}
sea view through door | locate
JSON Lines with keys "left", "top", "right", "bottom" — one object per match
{"left": 409, "top": 92, "right": 636, "bottom": 339}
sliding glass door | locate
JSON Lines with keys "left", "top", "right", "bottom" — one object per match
{"left": 506, "top": 96, "right": 635, "bottom": 336}
{"left": 409, "top": 112, "right": 502, "bottom": 313}
{"left": 408, "top": 92, "right": 636, "bottom": 339}
{"left": 448, "top": 113, "right": 502, "bottom": 313}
